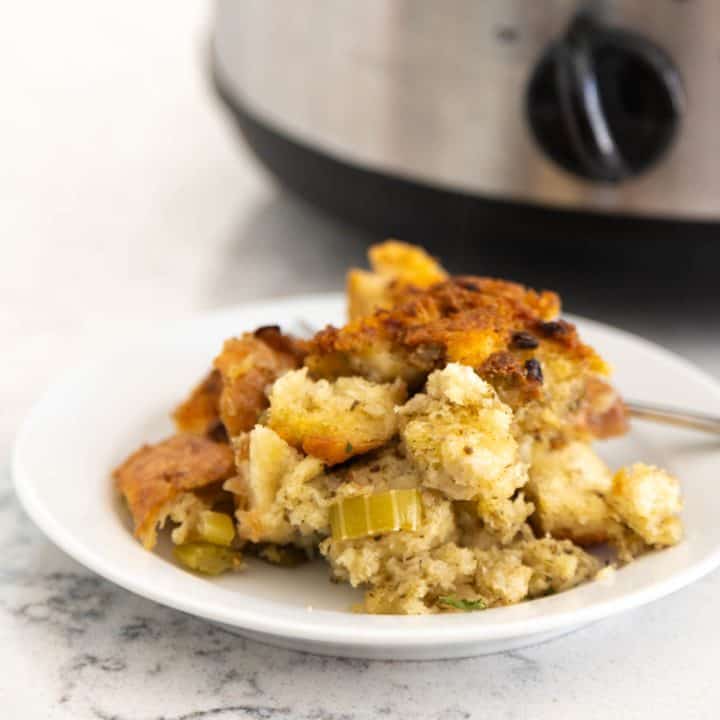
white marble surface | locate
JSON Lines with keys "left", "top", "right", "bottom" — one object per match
{"left": 2, "top": 3, "right": 720, "bottom": 718}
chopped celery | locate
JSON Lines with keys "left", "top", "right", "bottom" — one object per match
{"left": 193, "top": 510, "right": 235, "bottom": 546}
{"left": 329, "top": 488, "right": 422, "bottom": 541}
{"left": 438, "top": 595, "right": 487, "bottom": 612}
{"left": 174, "top": 543, "right": 242, "bottom": 575}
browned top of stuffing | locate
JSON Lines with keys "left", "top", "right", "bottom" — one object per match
{"left": 306, "top": 277, "right": 605, "bottom": 379}
{"left": 113, "top": 434, "right": 235, "bottom": 548}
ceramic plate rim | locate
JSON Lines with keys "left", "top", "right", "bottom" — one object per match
{"left": 12, "top": 292, "right": 720, "bottom": 650}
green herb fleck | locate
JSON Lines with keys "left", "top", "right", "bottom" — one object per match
{"left": 345, "top": 442, "right": 353, "bottom": 454}
{"left": 544, "top": 587, "right": 556, "bottom": 597}
{"left": 438, "top": 595, "right": 487, "bottom": 612}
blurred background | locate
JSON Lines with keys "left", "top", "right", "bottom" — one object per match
{"left": 2, "top": 0, "right": 719, "bottom": 460}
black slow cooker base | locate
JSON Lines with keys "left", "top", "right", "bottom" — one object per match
{"left": 213, "top": 72, "right": 719, "bottom": 319}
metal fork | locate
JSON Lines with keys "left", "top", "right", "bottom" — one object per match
{"left": 625, "top": 401, "right": 720, "bottom": 436}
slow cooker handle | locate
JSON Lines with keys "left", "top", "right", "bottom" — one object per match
{"left": 554, "top": 14, "right": 629, "bottom": 182}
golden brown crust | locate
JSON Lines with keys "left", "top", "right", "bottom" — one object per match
{"left": 538, "top": 526, "right": 610, "bottom": 546}
{"left": 478, "top": 351, "right": 544, "bottom": 406}
{"left": 113, "top": 434, "right": 235, "bottom": 548}
{"left": 368, "top": 241, "right": 447, "bottom": 283}
{"left": 524, "top": 441, "right": 615, "bottom": 546}
{"left": 451, "top": 276, "right": 560, "bottom": 320}
{"left": 306, "top": 276, "right": 619, "bottom": 444}
{"left": 307, "top": 277, "right": 600, "bottom": 379}
{"left": 531, "top": 318, "right": 600, "bottom": 360}
{"left": 347, "top": 240, "right": 448, "bottom": 320}
{"left": 312, "top": 279, "right": 555, "bottom": 355}
{"left": 213, "top": 328, "right": 304, "bottom": 437}
{"left": 265, "top": 369, "right": 406, "bottom": 466}
{"left": 253, "top": 325, "right": 306, "bottom": 361}
{"left": 300, "top": 436, "right": 383, "bottom": 466}
{"left": 172, "top": 370, "right": 223, "bottom": 437}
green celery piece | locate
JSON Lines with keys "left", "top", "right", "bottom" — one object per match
{"left": 438, "top": 595, "right": 487, "bottom": 612}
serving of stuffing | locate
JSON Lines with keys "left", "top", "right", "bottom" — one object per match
{"left": 113, "top": 241, "right": 683, "bottom": 615}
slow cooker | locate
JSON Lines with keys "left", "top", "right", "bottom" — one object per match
{"left": 211, "top": 1, "right": 720, "bottom": 242}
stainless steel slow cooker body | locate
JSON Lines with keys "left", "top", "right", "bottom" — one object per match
{"left": 213, "top": 0, "right": 720, "bottom": 222}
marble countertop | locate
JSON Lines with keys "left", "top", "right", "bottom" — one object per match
{"left": 2, "top": 3, "right": 719, "bottom": 718}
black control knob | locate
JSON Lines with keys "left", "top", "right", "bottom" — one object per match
{"left": 526, "top": 14, "right": 684, "bottom": 182}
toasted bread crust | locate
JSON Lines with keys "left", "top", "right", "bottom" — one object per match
{"left": 309, "top": 278, "right": 578, "bottom": 369}
{"left": 300, "top": 436, "right": 384, "bottom": 466}
{"left": 608, "top": 463, "right": 683, "bottom": 547}
{"left": 113, "top": 434, "right": 234, "bottom": 548}
{"left": 347, "top": 240, "right": 448, "bottom": 320}
{"left": 526, "top": 442, "right": 613, "bottom": 546}
{"left": 214, "top": 328, "right": 304, "bottom": 437}
{"left": 172, "top": 369, "right": 224, "bottom": 437}
{"left": 265, "top": 368, "right": 407, "bottom": 465}
{"left": 307, "top": 277, "right": 605, "bottom": 388}
{"left": 305, "top": 276, "right": 623, "bottom": 444}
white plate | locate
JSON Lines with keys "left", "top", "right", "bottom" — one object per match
{"left": 12, "top": 293, "right": 720, "bottom": 660}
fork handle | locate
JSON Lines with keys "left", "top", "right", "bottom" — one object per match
{"left": 626, "top": 401, "right": 720, "bottom": 436}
